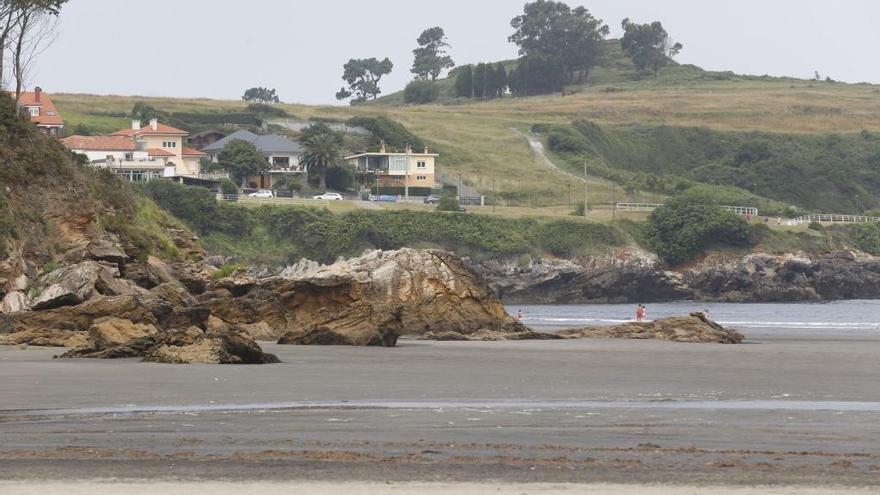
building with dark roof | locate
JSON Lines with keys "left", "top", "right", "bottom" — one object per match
{"left": 203, "top": 129, "right": 305, "bottom": 189}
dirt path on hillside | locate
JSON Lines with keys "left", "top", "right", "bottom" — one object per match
{"left": 511, "top": 128, "right": 584, "bottom": 182}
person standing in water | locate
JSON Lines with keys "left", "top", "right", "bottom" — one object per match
{"left": 516, "top": 309, "right": 523, "bottom": 321}
{"left": 635, "top": 304, "right": 646, "bottom": 322}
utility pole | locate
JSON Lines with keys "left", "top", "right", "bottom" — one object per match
{"left": 583, "top": 162, "right": 588, "bottom": 217}
{"left": 612, "top": 183, "right": 616, "bottom": 219}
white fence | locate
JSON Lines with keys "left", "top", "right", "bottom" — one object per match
{"left": 794, "top": 214, "right": 880, "bottom": 224}
{"left": 614, "top": 203, "right": 758, "bottom": 216}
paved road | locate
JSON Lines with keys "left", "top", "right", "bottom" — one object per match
{"left": 1, "top": 330, "right": 879, "bottom": 486}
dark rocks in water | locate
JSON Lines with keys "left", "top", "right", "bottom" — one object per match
{"left": 469, "top": 249, "right": 880, "bottom": 304}
{"left": 559, "top": 313, "right": 744, "bottom": 344}
{"left": 468, "top": 248, "right": 692, "bottom": 305}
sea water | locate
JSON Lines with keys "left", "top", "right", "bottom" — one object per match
{"left": 508, "top": 300, "right": 880, "bottom": 337}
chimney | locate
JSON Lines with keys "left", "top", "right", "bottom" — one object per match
{"left": 149, "top": 118, "right": 158, "bottom": 131}
{"left": 34, "top": 86, "right": 42, "bottom": 103}
{"left": 132, "top": 119, "right": 141, "bottom": 130}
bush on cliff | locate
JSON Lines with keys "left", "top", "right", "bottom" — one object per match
{"left": 644, "top": 196, "right": 753, "bottom": 265}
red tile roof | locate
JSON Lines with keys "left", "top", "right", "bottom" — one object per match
{"left": 61, "top": 135, "right": 135, "bottom": 152}
{"left": 146, "top": 148, "right": 175, "bottom": 157}
{"left": 112, "top": 122, "right": 188, "bottom": 137}
{"left": 181, "top": 146, "right": 206, "bottom": 157}
{"left": 18, "top": 90, "right": 64, "bottom": 126}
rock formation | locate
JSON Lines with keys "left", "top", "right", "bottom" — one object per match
{"left": 467, "top": 248, "right": 880, "bottom": 304}
{"left": 559, "top": 313, "right": 744, "bottom": 344}
{"left": 219, "top": 249, "right": 528, "bottom": 346}
{"left": 1, "top": 247, "right": 525, "bottom": 358}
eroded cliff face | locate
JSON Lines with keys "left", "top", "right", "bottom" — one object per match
{"left": 221, "top": 249, "right": 528, "bottom": 346}
{"left": 1, "top": 248, "right": 527, "bottom": 357}
{"left": 467, "top": 249, "right": 880, "bottom": 304}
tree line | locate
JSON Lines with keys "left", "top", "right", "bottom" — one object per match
{"left": 334, "top": 0, "right": 684, "bottom": 105}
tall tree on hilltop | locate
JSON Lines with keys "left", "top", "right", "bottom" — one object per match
{"left": 411, "top": 26, "right": 455, "bottom": 81}
{"left": 242, "top": 87, "right": 280, "bottom": 103}
{"left": 620, "top": 18, "right": 683, "bottom": 78}
{"left": 509, "top": 1, "right": 609, "bottom": 85}
{"left": 454, "top": 65, "right": 473, "bottom": 98}
{"left": 335, "top": 57, "right": 393, "bottom": 103}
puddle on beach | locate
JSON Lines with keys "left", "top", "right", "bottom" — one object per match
{"left": 9, "top": 399, "right": 880, "bottom": 417}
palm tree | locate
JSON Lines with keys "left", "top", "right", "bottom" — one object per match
{"left": 301, "top": 132, "right": 341, "bottom": 191}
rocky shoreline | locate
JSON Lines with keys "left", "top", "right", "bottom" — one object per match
{"left": 467, "top": 248, "right": 880, "bottom": 304}
{"left": 0, "top": 240, "right": 531, "bottom": 362}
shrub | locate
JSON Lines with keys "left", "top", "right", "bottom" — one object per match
{"left": 272, "top": 175, "right": 303, "bottom": 192}
{"left": 346, "top": 116, "right": 426, "bottom": 152}
{"left": 571, "top": 201, "right": 586, "bottom": 216}
{"left": 403, "top": 80, "right": 440, "bottom": 104}
{"left": 437, "top": 195, "right": 460, "bottom": 211}
{"left": 220, "top": 179, "right": 239, "bottom": 196}
{"left": 853, "top": 223, "right": 880, "bottom": 255}
{"left": 546, "top": 127, "right": 589, "bottom": 154}
{"left": 807, "top": 221, "right": 824, "bottom": 231}
{"left": 326, "top": 164, "right": 355, "bottom": 191}
{"left": 245, "top": 103, "right": 288, "bottom": 117}
{"left": 211, "top": 263, "right": 245, "bottom": 280}
{"left": 643, "top": 196, "right": 753, "bottom": 265}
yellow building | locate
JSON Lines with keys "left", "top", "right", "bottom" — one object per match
{"left": 112, "top": 119, "right": 205, "bottom": 176}
{"left": 345, "top": 145, "right": 437, "bottom": 190}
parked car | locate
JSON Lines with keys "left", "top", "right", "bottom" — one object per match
{"left": 423, "top": 194, "right": 441, "bottom": 204}
{"left": 313, "top": 192, "right": 344, "bottom": 201}
{"left": 248, "top": 189, "right": 274, "bottom": 198}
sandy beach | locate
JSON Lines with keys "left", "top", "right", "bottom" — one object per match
{"left": 2, "top": 328, "right": 879, "bottom": 489}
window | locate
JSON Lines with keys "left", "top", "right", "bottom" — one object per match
{"left": 28, "top": 107, "right": 39, "bottom": 117}
{"left": 416, "top": 175, "right": 427, "bottom": 181}
{"left": 416, "top": 161, "right": 426, "bottom": 169}
{"left": 162, "top": 140, "right": 177, "bottom": 148}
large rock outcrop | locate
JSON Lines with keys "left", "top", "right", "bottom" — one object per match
{"left": 268, "top": 249, "right": 528, "bottom": 346}
{"left": 559, "top": 313, "right": 744, "bottom": 344}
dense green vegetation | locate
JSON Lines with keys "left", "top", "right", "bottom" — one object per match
{"left": 541, "top": 120, "right": 880, "bottom": 213}
{"left": 138, "top": 180, "right": 629, "bottom": 264}
{"left": 0, "top": 93, "right": 185, "bottom": 263}
{"left": 643, "top": 196, "right": 755, "bottom": 265}
{"left": 346, "top": 116, "right": 426, "bottom": 152}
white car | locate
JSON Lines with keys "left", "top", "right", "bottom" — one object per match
{"left": 313, "top": 193, "right": 344, "bottom": 201}
{"left": 248, "top": 189, "right": 274, "bottom": 198}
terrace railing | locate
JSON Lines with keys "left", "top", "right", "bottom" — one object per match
{"left": 794, "top": 214, "right": 880, "bottom": 224}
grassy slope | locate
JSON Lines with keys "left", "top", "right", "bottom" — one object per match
{"left": 52, "top": 37, "right": 880, "bottom": 210}
{"left": 0, "top": 94, "right": 189, "bottom": 267}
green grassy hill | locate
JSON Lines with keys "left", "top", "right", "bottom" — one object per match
{"left": 51, "top": 38, "right": 880, "bottom": 214}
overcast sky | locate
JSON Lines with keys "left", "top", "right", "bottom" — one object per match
{"left": 33, "top": 0, "right": 880, "bottom": 105}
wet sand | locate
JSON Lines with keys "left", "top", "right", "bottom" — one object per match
{"left": 1, "top": 328, "right": 879, "bottom": 488}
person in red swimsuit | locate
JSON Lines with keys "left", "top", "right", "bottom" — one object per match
{"left": 635, "top": 304, "right": 646, "bottom": 322}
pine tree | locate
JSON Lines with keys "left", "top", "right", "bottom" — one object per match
{"left": 472, "top": 63, "right": 487, "bottom": 99}
{"left": 494, "top": 63, "right": 508, "bottom": 98}
{"left": 454, "top": 65, "right": 473, "bottom": 98}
